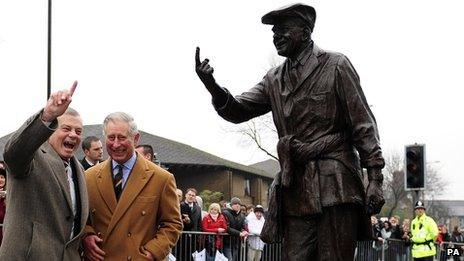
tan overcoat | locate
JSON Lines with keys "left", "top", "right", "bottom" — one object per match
{"left": 85, "top": 154, "right": 182, "bottom": 261}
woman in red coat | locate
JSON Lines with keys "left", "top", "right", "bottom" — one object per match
{"left": 0, "top": 165, "right": 7, "bottom": 246}
{"left": 202, "top": 203, "right": 227, "bottom": 261}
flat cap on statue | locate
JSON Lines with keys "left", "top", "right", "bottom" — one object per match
{"left": 261, "top": 3, "right": 316, "bottom": 30}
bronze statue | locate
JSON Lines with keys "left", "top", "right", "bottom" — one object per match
{"left": 195, "top": 3, "right": 385, "bottom": 260}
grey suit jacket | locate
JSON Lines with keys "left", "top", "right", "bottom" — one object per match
{"left": 0, "top": 112, "right": 89, "bottom": 261}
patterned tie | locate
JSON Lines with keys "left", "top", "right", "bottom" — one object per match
{"left": 113, "top": 164, "right": 124, "bottom": 200}
{"left": 64, "top": 161, "right": 77, "bottom": 239}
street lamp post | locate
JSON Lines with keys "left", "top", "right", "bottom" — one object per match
{"left": 47, "top": 0, "right": 52, "bottom": 100}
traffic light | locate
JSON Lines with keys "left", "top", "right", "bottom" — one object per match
{"left": 404, "top": 144, "right": 426, "bottom": 190}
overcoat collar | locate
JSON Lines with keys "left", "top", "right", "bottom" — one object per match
{"left": 96, "top": 153, "right": 154, "bottom": 237}
{"left": 40, "top": 142, "right": 74, "bottom": 216}
{"left": 280, "top": 44, "right": 325, "bottom": 93}
{"left": 40, "top": 142, "right": 89, "bottom": 243}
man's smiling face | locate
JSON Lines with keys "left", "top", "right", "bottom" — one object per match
{"left": 49, "top": 114, "right": 83, "bottom": 160}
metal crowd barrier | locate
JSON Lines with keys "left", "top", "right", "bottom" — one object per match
{"left": 0, "top": 228, "right": 462, "bottom": 260}
{"left": 0, "top": 227, "right": 461, "bottom": 261}
{"left": 355, "top": 238, "right": 412, "bottom": 261}
{"left": 355, "top": 239, "right": 464, "bottom": 261}
{"left": 173, "top": 233, "right": 464, "bottom": 261}
{"left": 171, "top": 231, "right": 281, "bottom": 261}
{"left": 435, "top": 241, "right": 464, "bottom": 261}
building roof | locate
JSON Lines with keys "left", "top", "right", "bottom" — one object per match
{"left": 0, "top": 124, "right": 273, "bottom": 179}
{"left": 249, "top": 159, "right": 280, "bottom": 178}
{"left": 430, "top": 200, "right": 464, "bottom": 217}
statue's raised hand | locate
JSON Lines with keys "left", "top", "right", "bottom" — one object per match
{"left": 42, "top": 81, "right": 78, "bottom": 122}
{"left": 195, "top": 47, "right": 217, "bottom": 90}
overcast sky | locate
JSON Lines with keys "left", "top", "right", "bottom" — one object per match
{"left": 1, "top": 0, "right": 463, "bottom": 199}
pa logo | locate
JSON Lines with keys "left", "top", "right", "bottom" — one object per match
{"left": 446, "top": 247, "right": 462, "bottom": 257}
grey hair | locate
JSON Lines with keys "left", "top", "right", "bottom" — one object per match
{"left": 57, "top": 108, "right": 81, "bottom": 125}
{"left": 63, "top": 107, "right": 80, "bottom": 117}
{"left": 103, "top": 112, "right": 138, "bottom": 137}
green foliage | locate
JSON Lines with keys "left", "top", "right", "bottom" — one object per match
{"left": 199, "top": 189, "right": 224, "bottom": 211}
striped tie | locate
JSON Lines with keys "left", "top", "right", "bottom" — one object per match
{"left": 64, "top": 161, "right": 77, "bottom": 238}
{"left": 113, "top": 164, "right": 124, "bottom": 200}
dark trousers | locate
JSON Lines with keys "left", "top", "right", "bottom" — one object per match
{"left": 223, "top": 236, "right": 240, "bottom": 261}
{"left": 283, "top": 204, "right": 360, "bottom": 261}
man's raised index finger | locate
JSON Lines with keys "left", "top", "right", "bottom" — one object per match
{"left": 69, "top": 81, "right": 78, "bottom": 96}
{"left": 195, "top": 47, "right": 201, "bottom": 66}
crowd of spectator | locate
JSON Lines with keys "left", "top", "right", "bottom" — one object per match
{"left": 372, "top": 215, "right": 411, "bottom": 244}
{"left": 175, "top": 187, "right": 267, "bottom": 261}
{"left": 370, "top": 213, "right": 464, "bottom": 260}
{"left": 171, "top": 186, "right": 464, "bottom": 261}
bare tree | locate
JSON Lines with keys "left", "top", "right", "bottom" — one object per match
{"left": 381, "top": 152, "right": 409, "bottom": 218}
{"left": 224, "top": 54, "right": 283, "bottom": 160}
{"left": 422, "top": 164, "right": 451, "bottom": 221}
{"left": 423, "top": 163, "right": 448, "bottom": 200}
{"left": 231, "top": 113, "right": 278, "bottom": 160}
{"left": 380, "top": 152, "right": 449, "bottom": 219}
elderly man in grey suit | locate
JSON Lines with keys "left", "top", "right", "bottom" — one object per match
{"left": 0, "top": 81, "right": 89, "bottom": 260}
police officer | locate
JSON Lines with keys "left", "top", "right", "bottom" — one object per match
{"left": 406, "top": 200, "right": 439, "bottom": 260}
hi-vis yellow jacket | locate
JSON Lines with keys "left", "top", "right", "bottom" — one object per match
{"left": 410, "top": 213, "right": 439, "bottom": 258}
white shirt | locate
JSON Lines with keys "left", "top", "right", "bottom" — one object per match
{"left": 111, "top": 152, "right": 137, "bottom": 189}
{"left": 246, "top": 212, "right": 266, "bottom": 250}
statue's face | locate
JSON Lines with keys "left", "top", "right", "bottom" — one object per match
{"left": 272, "top": 19, "right": 307, "bottom": 58}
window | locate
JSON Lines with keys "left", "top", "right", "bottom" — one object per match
{"left": 244, "top": 179, "right": 251, "bottom": 196}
